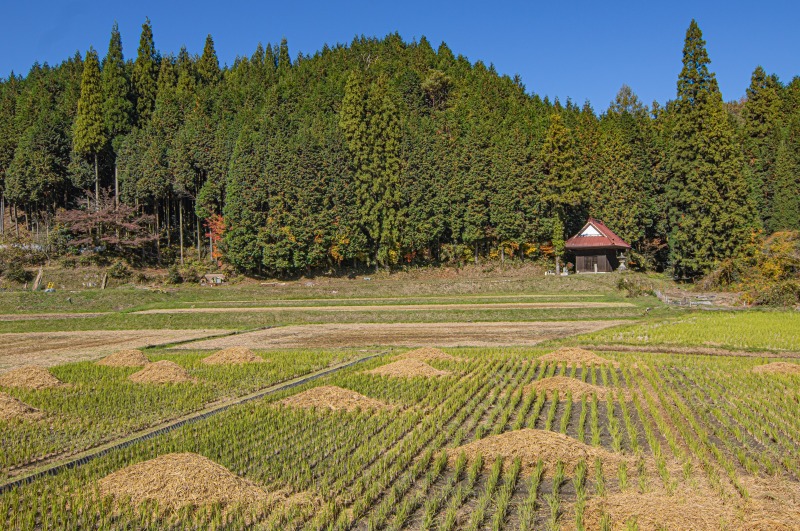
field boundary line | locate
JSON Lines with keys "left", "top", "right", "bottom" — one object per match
{"left": 0, "top": 349, "right": 391, "bottom": 493}
{"left": 141, "top": 326, "right": 273, "bottom": 350}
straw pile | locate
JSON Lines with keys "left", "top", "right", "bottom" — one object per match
{"left": 0, "top": 391, "right": 41, "bottom": 421}
{"left": 397, "top": 347, "right": 463, "bottom": 362}
{"left": 128, "top": 360, "right": 195, "bottom": 384}
{"left": 366, "top": 358, "right": 451, "bottom": 378}
{"left": 201, "top": 347, "right": 265, "bottom": 365}
{"left": 98, "top": 453, "right": 270, "bottom": 509}
{"left": 538, "top": 347, "right": 619, "bottom": 367}
{"left": 580, "top": 487, "right": 731, "bottom": 531}
{"left": 752, "top": 362, "right": 800, "bottom": 375}
{"left": 525, "top": 376, "right": 626, "bottom": 400}
{"left": 0, "top": 365, "right": 64, "bottom": 389}
{"left": 96, "top": 349, "right": 150, "bottom": 367}
{"left": 279, "top": 385, "right": 392, "bottom": 412}
{"left": 448, "top": 429, "right": 625, "bottom": 475}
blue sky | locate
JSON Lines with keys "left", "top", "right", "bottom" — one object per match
{"left": 1, "top": 1, "right": 797, "bottom": 109}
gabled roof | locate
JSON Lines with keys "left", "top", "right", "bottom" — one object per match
{"left": 565, "top": 218, "right": 631, "bottom": 250}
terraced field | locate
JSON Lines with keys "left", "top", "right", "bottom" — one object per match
{"left": 2, "top": 343, "right": 798, "bottom": 529}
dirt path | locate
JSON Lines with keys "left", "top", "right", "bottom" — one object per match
{"left": 136, "top": 301, "right": 634, "bottom": 315}
{"left": 173, "top": 321, "right": 631, "bottom": 350}
{"left": 0, "top": 329, "right": 230, "bottom": 370}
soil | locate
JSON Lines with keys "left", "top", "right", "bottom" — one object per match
{"left": 96, "top": 349, "right": 150, "bottom": 367}
{"left": 397, "top": 347, "right": 463, "bottom": 362}
{"left": 98, "top": 452, "right": 270, "bottom": 509}
{"left": 174, "top": 321, "right": 629, "bottom": 350}
{"left": 752, "top": 362, "right": 800, "bottom": 375}
{"left": 278, "top": 385, "right": 392, "bottom": 412}
{"left": 201, "top": 347, "right": 265, "bottom": 365}
{"left": 0, "top": 365, "right": 65, "bottom": 389}
{"left": 538, "top": 347, "right": 619, "bottom": 367}
{"left": 128, "top": 360, "right": 195, "bottom": 384}
{"left": 365, "top": 358, "right": 451, "bottom": 378}
{"left": 134, "top": 301, "right": 635, "bottom": 315}
{"left": 0, "top": 329, "right": 229, "bottom": 370}
{"left": 0, "top": 391, "right": 41, "bottom": 421}
{"left": 447, "top": 428, "right": 627, "bottom": 475}
{"left": 524, "top": 376, "right": 625, "bottom": 400}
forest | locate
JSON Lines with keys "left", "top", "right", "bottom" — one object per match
{"left": 0, "top": 19, "right": 798, "bottom": 280}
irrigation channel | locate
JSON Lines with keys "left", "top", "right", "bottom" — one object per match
{"left": 0, "top": 348, "right": 391, "bottom": 494}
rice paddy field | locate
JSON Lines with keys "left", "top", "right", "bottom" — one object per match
{"left": 1, "top": 271, "right": 799, "bottom": 530}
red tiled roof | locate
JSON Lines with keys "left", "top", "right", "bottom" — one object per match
{"left": 564, "top": 218, "right": 631, "bottom": 250}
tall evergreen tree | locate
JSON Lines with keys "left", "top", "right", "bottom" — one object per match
{"left": 540, "top": 113, "right": 579, "bottom": 222}
{"left": 73, "top": 48, "right": 106, "bottom": 208}
{"left": 102, "top": 22, "right": 133, "bottom": 206}
{"left": 667, "top": 20, "right": 756, "bottom": 278}
{"left": 770, "top": 135, "right": 800, "bottom": 230}
{"left": 131, "top": 18, "right": 157, "bottom": 125}
{"left": 339, "top": 71, "right": 403, "bottom": 267}
{"left": 742, "top": 66, "right": 782, "bottom": 229}
{"left": 197, "top": 34, "right": 221, "bottom": 85}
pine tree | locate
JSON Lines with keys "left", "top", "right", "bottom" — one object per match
{"left": 131, "top": 18, "right": 157, "bottom": 125}
{"left": 667, "top": 20, "right": 756, "bottom": 278}
{"left": 770, "top": 135, "right": 800, "bottom": 230}
{"left": 197, "top": 34, "right": 221, "bottom": 85}
{"left": 73, "top": 47, "right": 106, "bottom": 209}
{"left": 339, "top": 71, "right": 403, "bottom": 267}
{"left": 742, "top": 66, "right": 782, "bottom": 229}
{"left": 278, "top": 38, "right": 291, "bottom": 74}
{"left": 102, "top": 22, "right": 133, "bottom": 207}
{"left": 540, "top": 112, "right": 579, "bottom": 221}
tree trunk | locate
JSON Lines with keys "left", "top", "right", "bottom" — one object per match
{"left": 179, "top": 198, "right": 184, "bottom": 266}
{"left": 0, "top": 193, "right": 4, "bottom": 235}
{"left": 196, "top": 212, "right": 201, "bottom": 256}
{"left": 114, "top": 164, "right": 119, "bottom": 210}
{"left": 155, "top": 206, "right": 161, "bottom": 264}
{"left": 94, "top": 153, "right": 100, "bottom": 211}
{"left": 13, "top": 204, "right": 19, "bottom": 237}
{"left": 474, "top": 244, "right": 479, "bottom": 265}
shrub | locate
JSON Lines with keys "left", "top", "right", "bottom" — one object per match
{"left": 107, "top": 260, "right": 131, "bottom": 279}
{"left": 3, "top": 263, "right": 31, "bottom": 283}
{"left": 616, "top": 276, "right": 653, "bottom": 298}
{"left": 166, "top": 265, "right": 183, "bottom": 284}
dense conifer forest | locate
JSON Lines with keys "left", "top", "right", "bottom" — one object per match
{"left": 0, "top": 19, "right": 798, "bottom": 279}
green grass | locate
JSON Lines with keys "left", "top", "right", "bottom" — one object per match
{"left": 0, "top": 348, "right": 363, "bottom": 477}
{"left": 581, "top": 310, "right": 800, "bottom": 351}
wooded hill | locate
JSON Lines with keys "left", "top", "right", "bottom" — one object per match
{"left": 0, "top": 19, "right": 798, "bottom": 278}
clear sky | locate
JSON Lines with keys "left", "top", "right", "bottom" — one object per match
{"left": 1, "top": 0, "right": 797, "bottom": 110}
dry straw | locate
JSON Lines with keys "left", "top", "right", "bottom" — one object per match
{"left": 128, "top": 360, "right": 195, "bottom": 384}
{"left": 201, "top": 347, "right": 265, "bottom": 365}
{"left": 279, "top": 385, "right": 393, "bottom": 412}
{"left": 538, "top": 347, "right": 620, "bottom": 367}
{"left": 448, "top": 429, "right": 627, "bottom": 475}
{"left": 98, "top": 453, "right": 270, "bottom": 509}
{"left": 366, "top": 358, "right": 451, "bottom": 378}
{"left": 96, "top": 349, "right": 150, "bottom": 367}
{"left": 0, "top": 366, "right": 65, "bottom": 389}
{"left": 752, "top": 362, "right": 800, "bottom": 375}
{"left": 525, "top": 376, "right": 627, "bottom": 400}
{"left": 397, "top": 347, "right": 463, "bottom": 362}
{"left": 0, "top": 391, "right": 41, "bottom": 421}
